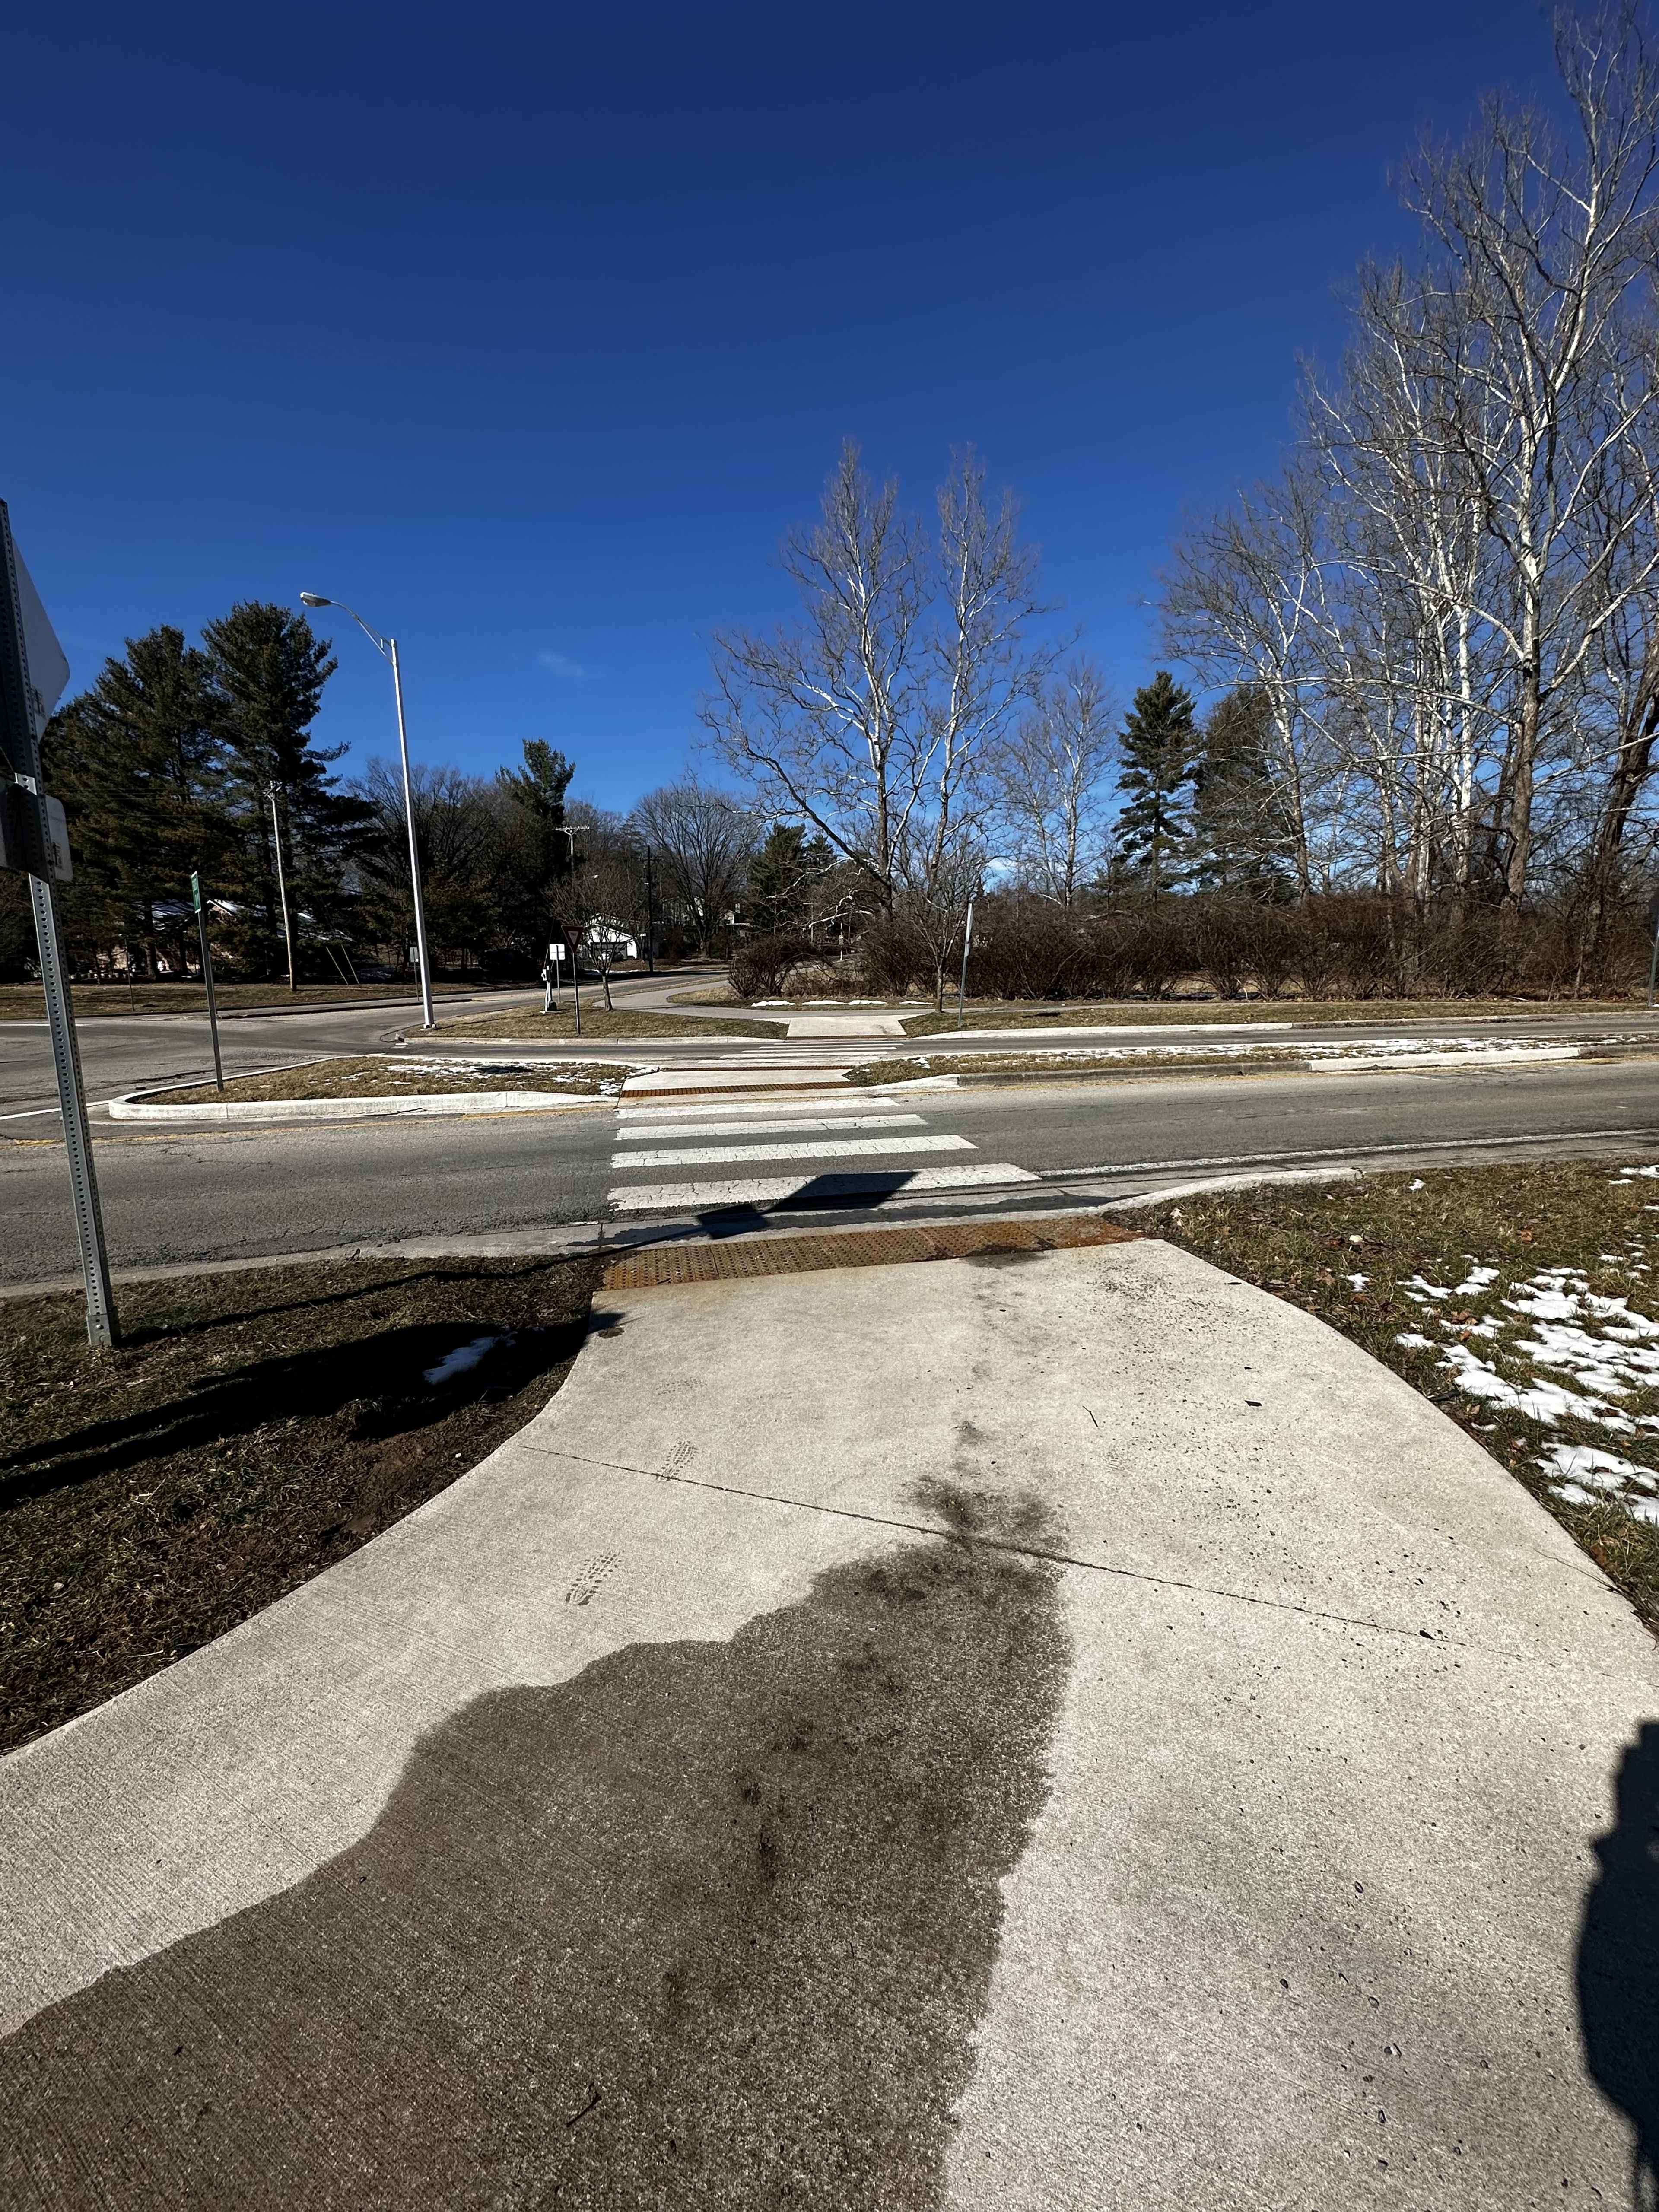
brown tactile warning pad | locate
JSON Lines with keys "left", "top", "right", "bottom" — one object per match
{"left": 600, "top": 1213, "right": 1140, "bottom": 1290}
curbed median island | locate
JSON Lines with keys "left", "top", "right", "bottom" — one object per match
{"left": 429, "top": 1005, "right": 790, "bottom": 1042}
{"left": 114, "top": 1055, "right": 642, "bottom": 1119}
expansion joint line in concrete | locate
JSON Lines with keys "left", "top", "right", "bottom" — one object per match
{"left": 532, "top": 1445, "right": 1504, "bottom": 1655}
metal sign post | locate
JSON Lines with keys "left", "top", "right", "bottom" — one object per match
{"left": 0, "top": 499, "right": 118, "bottom": 1346}
{"left": 192, "top": 871, "right": 224, "bottom": 1089}
{"left": 957, "top": 897, "right": 976, "bottom": 1022}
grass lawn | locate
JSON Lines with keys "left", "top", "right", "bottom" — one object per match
{"left": 433, "top": 1005, "right": 788, "bottom": 1041}
{"left": 0, "top": 1256, "right": 598, "bottom": 1753}
{"left": 1139, "top": 1160, "right": 1659, "bottom": 1635}
{"left": 898, "top": 996, "right": 1640, "bottom": 1036}
{"left": 0, "top": 982, "right": 487, "bottom": 1021}
{"left": 140, "top": 1055, "right": 639, "bottom": 1105}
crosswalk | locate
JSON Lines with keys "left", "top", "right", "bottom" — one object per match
{"left": 606, "top": 1090, "right": 1041, "bottom": 1216}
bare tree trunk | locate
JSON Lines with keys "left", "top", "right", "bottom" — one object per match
{"left": 1580, "top": 686, "right": 1659, "bottom": 976}
{"left": 1500, "top": 659, "right": 1542, "bottom": 909}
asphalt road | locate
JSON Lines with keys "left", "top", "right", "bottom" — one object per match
{"left": 0, "top": 991, "right": 543, "bottom": 1122}
{"left": 7, "top": 982, "right": 1659, "bottom": 1125}
{"left": 6, "top": 1056, "right": 1659, "bottom": 1286}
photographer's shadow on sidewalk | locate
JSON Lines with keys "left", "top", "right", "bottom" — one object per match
{"left": 1579, "top": 1721, "right": 1659, "bottom": 2210}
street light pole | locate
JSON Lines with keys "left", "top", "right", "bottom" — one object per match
{"left": 269, "top": 786, "right": 297, "bottom": 992}
{"left": 299, "top": 593, "right": 434, "bottom": 1031}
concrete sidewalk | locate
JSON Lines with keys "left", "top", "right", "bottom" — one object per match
{"left": 3, "top": 1235, "right": 1658, "bottom": 2208}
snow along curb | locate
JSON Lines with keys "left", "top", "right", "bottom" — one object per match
{"left": 106, "top": 1088, "right": 616, "bottom": 1124}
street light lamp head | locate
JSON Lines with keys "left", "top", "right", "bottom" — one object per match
{"left": 298, "top": 593, "right": 331, "bottom": 608}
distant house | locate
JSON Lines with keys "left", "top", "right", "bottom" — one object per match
{"left": 583, "top": 917, "right": 638, "bottom": 963}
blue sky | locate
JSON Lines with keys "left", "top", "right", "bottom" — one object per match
{"left": 5, "top": 1, "right": 1559, "bottom": 813}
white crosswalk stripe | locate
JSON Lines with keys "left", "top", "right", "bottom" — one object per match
{"left": 616, "top": 1113, "right": 926, "bottom": 1141}
{"left": 613, "top": 1134, "right": 975, "bottom": 1169}
{"left": 614, "top": 1095, "right": 904, "bottom": 1122}
{"left": 605, "top": 1084, "right": 1037, "bottom": 1216}
{"left": 611, "top": 1164, "right": 1038, "bottom": 1212}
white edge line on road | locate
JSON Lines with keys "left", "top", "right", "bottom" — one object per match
{"left": 612, "top": 1134, "right": 976, "bottom": 1169}
{"left": 1039, "top": 1125, "right": 1659, "bottom": 1179}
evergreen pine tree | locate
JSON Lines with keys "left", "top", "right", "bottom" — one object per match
{"left": 1191, "top": 683, "right": 1294, "bottom": 898}
{"left": 495, "top": 739, "right": 578, "bottom": 956}
{"left": 1115, "top": 671, "right": 1198, "bottom": 900}
{"left": 744, "top": 822, "right": 834, "bottom": 934}
{"left": 44, "top": 626, "right": 230, "bottom": 975}
{"left": 496, "top": 737, "right": 574, "bottom": 825}
{"left": 203, "top": 602, "right": 367, "bottom": 974}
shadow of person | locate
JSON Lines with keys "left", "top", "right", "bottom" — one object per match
{"left": 1578, "top": 1721, "right": 1659, "bottom": 2210}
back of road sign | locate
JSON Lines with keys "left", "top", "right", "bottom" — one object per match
{"left": 0, "top": 497, "right": 117, "bottom": 1347}
{"left": 0, "top": 539, "right": 68, "bottom": 774}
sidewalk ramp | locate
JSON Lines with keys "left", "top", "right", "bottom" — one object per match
{"left": 3, "top": 1236, "right": 1657, "bottom": 2209}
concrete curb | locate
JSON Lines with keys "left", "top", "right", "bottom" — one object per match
{"left": 418, "top": 1029, "right": 791, "bottom": 1049}
{"left": 107, "top": 1087, "right": 618, "bottom": 1124}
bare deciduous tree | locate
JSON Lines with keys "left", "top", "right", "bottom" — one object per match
{"left": 1163, "top": 9, "right": 1659, "bottom": 935}
{"left": 988, "top": 656, "right": 1116, "bottom": 906}
{"left": 701, "top": 439, "right": 1052, "bottom": 910}
{"left": 631, "top": 780, "right": 756, "bottom": 953}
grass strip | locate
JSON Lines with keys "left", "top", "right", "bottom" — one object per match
{"left": 1139, "top": 1160, "right": 1659, "bottom": 1634}
{"left": 433, "top": 1006, "right": 788, "bottom": 1041}
{"left": 898, "top": 996, "right": 1638, "bottom": 1036}
{"left": 0, "top": 1256, "right": 598, "bottom": 1753}
{"left": 847, "top": 1049, "right": 1315, "bottom": 1087}
{"left": 139, "top": 1055, "right": 636, "bottom": 1105}
{"left": 0, "top": 982, "right": 483, "bottom": 1021}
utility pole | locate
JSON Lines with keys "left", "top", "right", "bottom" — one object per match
{"left": 644, "top": 845, "right": 656, "bottom": 976}
{"left": 0, "top": 499, "right": 118, "bottom": 1346}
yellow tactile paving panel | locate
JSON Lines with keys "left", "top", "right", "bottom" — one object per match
{"left": 599, "top": 1214, "right": 1139, "bottom": 1289}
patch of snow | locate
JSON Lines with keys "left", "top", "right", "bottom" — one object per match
{"left": 1345, "top": 1273, "right": 1369, "bottom": 1290}
{"left": 1401, "top": 1274, "right": 1453, "bottom": 1300}
{"left": 1453, "top": 1264, "right": 1499, "bottom": 1294}
{"left": 1394, "top": 1332, "right": 1436, "bottom": 1350}
{"left": 1409, "top": 1178, "right": 1426, "bottom": 1190}
{"left": 1431, "top": 1342, "right": 1630, "bottom": 1428}
{"left": 1535, "top": 1443, "right": 1656, "bottom": 1494}
{"left": 423, "top": 1332, "right": 514, "bottom": 1387}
